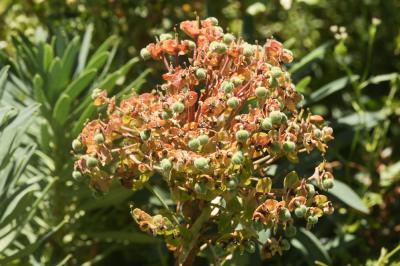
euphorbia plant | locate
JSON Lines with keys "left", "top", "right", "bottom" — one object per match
{"left": 73, "top": 17, "right": 335, "bottom": 265}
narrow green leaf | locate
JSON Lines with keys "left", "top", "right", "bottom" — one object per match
{"left": 327, "top": 179, "right": 369, "bottom": 214}
{"left": 53, "top": 93, "right": 71, "bottom": 125}
{"left": 76, "top": 24, "right": 94, "bottom": 75}
{"left": 295, "top": 76, "right": 311, "bottom": 94}
{"left": 91, "top": 35, "right": 119, "bottom": 59}
{"left": 63, "top": 68, "right": 97, "bottom": 100}
{"left": 33, "top": 74, "right": 50, "bottom": 111}
{"left": 60, "top": 36, "right": 80, "bottom": 86}
{"left": 43, "top": 43, "right": 54, "bottom": 72}
{"left": 289, "top": 41, "right": 332, "bottom": 74}
{"left": 295, "top": 228, "right": 332, "bottom": 265}
{"left": 46, "top": 57, "right": 63, "bottom": 101}
{"left": 0, "top": 65, "right": 10, "bottom": 99}
{"left": 306, "top": 75, "right": 359, "bottom": 105}
{"left": 82, "top": 230, "right": 160, "bottom": 244}
{"left": 0, "top": 219, "right": 66, "bottom": 264}
{"left": 86, "top": 51, "right": 109, "bottom": 71}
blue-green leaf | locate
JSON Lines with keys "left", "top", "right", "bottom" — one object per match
{"left": 328, "top": 179, "right": 369, "bottom": 214}
{"left": 294, "top": 228, "right": 332, "bottom": 265}
{"left": 306, "top": 75, "right": 359, "bottom": 105}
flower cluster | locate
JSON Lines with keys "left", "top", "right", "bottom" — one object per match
{"left": 73, "top": 17, "right": 334, "bottom": 261}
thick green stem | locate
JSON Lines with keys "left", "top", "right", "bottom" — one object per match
{"left": 177, "top": 206, "right": 211, "bottom": 266}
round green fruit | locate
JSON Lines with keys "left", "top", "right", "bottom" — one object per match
{"left": 72, "top": 139, "right": 83, "bottom": 152}
{"left": 269, "top": 111, "right": 283, "bottom": 124}
{"left": 172, "top": 102, "right": 185, "bottom": 113}
{"left": 195, "top": 68, "right": 207, "bottom": 80}
{"left": 255, "top": 86, "right": 269, "bottom": 99}
{"left": 227, "top": 97, "right": 239, "bottom": 109}
{"left": 194, "top": 157, "right": 209, "bottom": 171}
{"left": 94, "top": 133, "right": 105, "bottom": 144}
{"left": 236, "top": 129, "right": 250, "bottom": 142}
{"left": 307, "top": 215, "right": 318, "bottom": 224}
{"left": 323, "top": 178, "right": 334, "bottom": 189}
{"left": 279, "top": 208, "right": 292, "bottom": 222}
{"left": 294, "top": 205, "right": 307, "bottom": 218}
{"left": 283, "top": 141, "right": 296, "bottom": 152}
{"left": 160, "top": 159, "right": 172, "bottom": 172}
{"left": 140, "top": 48, "right": 151, "bottom": 60}
{"left": 261, "top": 118, "right": 273, "bottom": 131}
{"left": 231, "top": 151, "right": 244, "bottom": 165}
{"left": 197, "top": 134, "right": 209, "bottom": 145}
{"left": 223, "top": 33, "right": 235, "bottom": 44}
{"left": 188, "top": 138, "right": 201, "bottom": 151}
{"left": 86, "top": 157, "right": 98, "bottom": 168}
{"left": 221, "top": 81, "right": 234, "bottom": 94}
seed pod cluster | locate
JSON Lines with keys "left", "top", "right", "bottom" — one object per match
{"left": 73, "top": 17, "right": 335, "bottom": 258}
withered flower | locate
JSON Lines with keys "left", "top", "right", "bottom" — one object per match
{"left": 73, "top": 17, "right": 335, "bottom": 263}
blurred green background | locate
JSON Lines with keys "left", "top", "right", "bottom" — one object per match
{"left": 0, "top": 0, "right": 399, "bottom": 265}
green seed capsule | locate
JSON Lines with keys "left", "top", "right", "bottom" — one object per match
{"left": 86, "top": 157, "right": 98, "bottom": 168}
{"left": 279, "top": 208, "right": 292, "bottom": 222}
{"left": 223, "top": 33, "right": 235, "bottom": 44}
{"left": 221, "top": 81, "right": 234, "bottom": 94}
{"left": 161, "top": 110, "right": 172, "bottom": 120}
{"left": 283, "top": 141, "right": 296, "bottom": 152}
{"left": 261, "top": 118, "right": 273, "bottom": 131}
{"left": 197, "top": 134, "right": 209, "bottom": 145}
{"left": 255, "top": 86, "right": 269, "bottom": 99}
{"left": 307, "top": 215, "right": 318, "bottom": 224}
{"left": 208, "top": 17, "right": 219, "bottom": 26}
{"left": 194, "top": 157, "right": 209, "bottom": 171}
{"left": 195, "top": 68, "right": 207, "bottom": 80}
{"left": 323, "top": 178, "right": 334, "bottom": 189}
{"left": 194, "top": 182, "right": 208, "bottom": 195}
{"left": 188, "top": 138, "right": 201, "bottom": 151}
{"left": 281, "top": 239, "right": 291, "bottom": 251}
{"left": 72, "top": 170, "right": 83, "bottom": 181}
{"left": 236, "top": 129, "right": 250, "bottom": 142}
{"left": 140, "top": 48, "right": 151, "bottom": 60}
{"left": 159, "top": 33, "right": 173, "bottom": 41}
{"left": 94, "top": 133, "right": 105, "bottom": 144}
{"left": 140, "top": 130, "right": 151, "bottom": 141}
{"left": 211, "top": 41, "right": 227, "bottom": 54}
{"left": 231, "top": 76, "right": 243, "bottom": 87}
{"left": 172, "top": 102, "right": 185, "bottom": 113}
{"left": 186, "top": 40, "right": 196, "bottom": 50}
{"left": 72, "top": 139, "right": 83, "bottom": 152}
{"left": 243, "top": 45, "right": 255, "bottom": 57}
{"left": 160, "top": 158, "right": 172, "bottom": 172}
{"left": 295, "top": 205, "right": 307, "bottom": 218}
{"left": 227, "top": 97, "right": 239, "bottom": 109}
{"left": 244, "top": 240, "right": 256, "bottom": 253}
{"left": 226, "top": 176, "right": 239, "bottom": 190}
{"left": 285, "top": 225, "right": 297, "bottom": 238}
{"left": 231, "top": 151, "right": 244, "bottom": 165}
{"left": 269, "top": 111, "right": 283, "bottom": 124}
{"left": 313, "top": 128, "right": 322, "bottom": 138}
{"left": 270, "top": 66, "right": 282, "bottom": 78}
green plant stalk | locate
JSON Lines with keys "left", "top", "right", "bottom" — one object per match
{"left": 144, "top": 183, "right": 180, "bottom": 224}
{"left": 178, "top": 206, "right": 211, "bottom": 266}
